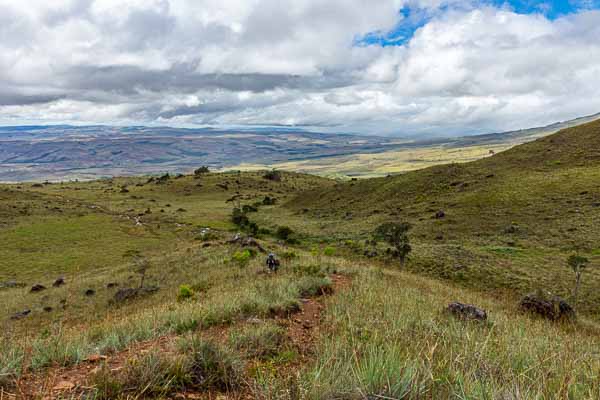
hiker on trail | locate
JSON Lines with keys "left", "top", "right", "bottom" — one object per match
{"left": 266, "top": 253, "right": 280, "bottom": 272}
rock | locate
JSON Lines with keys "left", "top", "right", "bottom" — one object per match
{"left": 435, "top": 210, "right": 446, "bottom": 219}
{"left": 10, "top": 309, "right": 31, "bottom": 320}
{"left": 520, "top": 291, "right": 575, "bottom": 321}
{"left": 43, "top": 306, "right": 53, "bottom": 312}
{"left": 84, "top": 289, "right": 96, "bottom": 296}
{"left": 53, "top": 277, "right": 65, "bottom": 287}
{"left": 106, "top": 282, "right": 118, "bottom": 289}
{"left": 447, "top": 302, "right": 487, "bottom": 321}
{"left": 30, "top": 284, "right": 47, "bottom": 293}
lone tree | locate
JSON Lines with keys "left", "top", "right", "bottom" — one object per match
{"left": 374, "top": 222, "right": 412, "bottom": 265}
{"left": 567, "top": 254, "right": 589, "bottom": 304}
{"left": 194, "top": 166, "right": 210, "bottom": 175}
{"left": 124, "top": 250, "right": 150, "bottom": 289}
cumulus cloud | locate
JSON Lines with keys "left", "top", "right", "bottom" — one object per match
{"left": 0, "top": 0, "right": 599, "bottom": 136}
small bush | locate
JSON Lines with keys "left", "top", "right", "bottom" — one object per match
{"left": 276, "top": 226, "right": 294, "bottom": 241}
{"left": 177, "top": 285, "right": 195, "bottom": 302}
{"left": 231, "top": 249, "right": 253, "bottom": 267}
{"left": 263, "top": 170, "right": 282, "bottom": 181}
{"left": 323, "top": 246, "right": 336, "bottom": 256}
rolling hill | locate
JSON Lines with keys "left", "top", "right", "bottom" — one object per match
{"left": 278, "top": 119, "right": 600, "bottom": 313}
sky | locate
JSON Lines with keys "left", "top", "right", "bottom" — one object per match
{"left": 1, "top": 0, "right": 600, "bottom": 137}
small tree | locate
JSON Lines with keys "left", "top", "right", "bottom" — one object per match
{"left": 567, "top": 254, "right": 589, "bottom": 304}
{"left": 194, "top": 166, "right": 210, "bottom": 175}
{"left": 374, "top": 222, "right": 412, "bottom": 265}
{"left": 124, "top": 250, "right": 150, "bottom": 289}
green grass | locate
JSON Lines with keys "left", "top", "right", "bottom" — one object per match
{"left": 296, "top": 268, "right": 600, "bottom": 399}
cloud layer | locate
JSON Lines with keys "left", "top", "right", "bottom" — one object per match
{"left": 1, "top": 0, "right": 600, "bottom": 136}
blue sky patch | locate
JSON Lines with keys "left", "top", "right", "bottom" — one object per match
{"left": 354, "top": 0, "right": 600, "bottom": 47}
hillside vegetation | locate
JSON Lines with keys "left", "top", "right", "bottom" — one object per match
{"left": 0, "top": 122, "right": 600, "bottom": 398}
{"left": 281, "top": 120, "right": 600, "bottom": 315}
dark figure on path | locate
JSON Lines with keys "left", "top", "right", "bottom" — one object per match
{"left": 266, "top": 253, "right": 280, "bottom": 272}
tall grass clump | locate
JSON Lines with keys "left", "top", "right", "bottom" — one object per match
{"left": 229, "top": 322, "right": 286, "bottom": 359}
{"left": 0, "top": 338, "right": 24, "bottom": 389}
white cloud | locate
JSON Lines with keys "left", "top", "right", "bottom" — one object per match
{"left": 0, "top": 0, "right": 599, "bottom": 136}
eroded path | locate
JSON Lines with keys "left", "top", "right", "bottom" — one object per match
{"left": 8, "top": 274, "right": 351, "bottom": 399}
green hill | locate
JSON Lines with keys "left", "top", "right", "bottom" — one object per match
{"left": 280, "top": 119, "right": 600, "bottom": 314}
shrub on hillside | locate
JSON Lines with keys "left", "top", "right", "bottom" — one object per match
{"left": 323, "top": 246, "right": 336, "bottom": 256}
{"left": 177, "top": 285, "right": 195, "bottom": 302}
{"left": 263, "top": 169, "right": 282, "bottom": 182}
{"left": 275, "top": 226, "right": 294, "bottom": 241}
{"left": 374, "top": 222, "right": 412, "bottom": 265}
{"left": 231, "top": 249, "right": 253, "bottom": 267}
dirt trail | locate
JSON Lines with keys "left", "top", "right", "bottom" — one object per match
{"left": 12, "top": 274, "right": 352, "bottom": 399}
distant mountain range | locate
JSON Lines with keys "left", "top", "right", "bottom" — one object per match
{"left": 1, "top": 112, "right": 599, "bottom": 182}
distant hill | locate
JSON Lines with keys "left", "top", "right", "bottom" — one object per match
{"left": 1, "top": 112, "right": 598, "bottom": 182}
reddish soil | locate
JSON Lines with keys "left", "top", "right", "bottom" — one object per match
{"left": 11, "top": 274, "right": 352, "bottom": 400}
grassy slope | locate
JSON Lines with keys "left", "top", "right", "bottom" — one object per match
{"left": 2, "top": 130, "right": 600, "bottom": 398}
{"left": 282, "top": 119, "right": 600, "bottom": 315}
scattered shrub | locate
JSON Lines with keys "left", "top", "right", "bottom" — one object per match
{"left": 276, "top": 226, "right": 294, "bottom": 241}
{"left": 231, "top": 250, "right": 253, "bottom": 267}
{"left": 177, "top": 285, "right": 195, "bottom": 302}
{"left": 263, "top": 170, "right": 282, "bottom": 182}
{"left": 323, "top": 246, "right": 336, "bottom": 256}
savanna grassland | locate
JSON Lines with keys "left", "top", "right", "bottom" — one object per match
{"left": 1, "top": 120, "right": 600, "bottom": 399}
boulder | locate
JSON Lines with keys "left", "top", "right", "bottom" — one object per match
{"left": 10, "top": 309, "right": 31, "bottom": 320}
{"left": 53, "top": 277, "right": 65, "bottom": 287}
{"left": 447, "top": 302, "right": 487, "bottom": 321}
{"left": 30, "top": 284, "right": 47, "bottom": 293}
{"left": 435, "top": 210, "right": 446, "bottom": 219}
{"left": 106, "top": 282, "right": 118, "bottom": 289}
{"left": 84, "top": 289, "right": 96, "bottom": 296}
{"left": 520, "top": 291, "right": 575, "bottom": 321}
{"left": 43, "top": 306, "right": 53, "bottom": 312}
